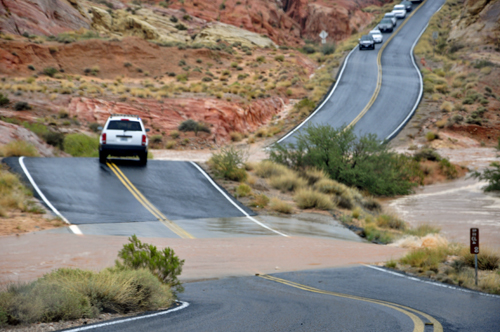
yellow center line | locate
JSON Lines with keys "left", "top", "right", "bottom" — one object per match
{"left": 258, "top": 274, "right": 443, "bottom": 332}
{"left": 107, "top": 162, "right": 195, "bottom": 239}
{"left": 347, "top": 0, "right": 427, "bottom": 129}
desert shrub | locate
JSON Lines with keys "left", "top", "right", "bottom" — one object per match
{"left": 62, "top": 134, "right": 99, "bottom": 157}
{"left": 42, "top": 67, "right": 58, "bottom": 77}
{"left": 361, "top": 196, "right": 381, "bottom": 211}
{"left": 301, "top": 45, "right": 316, "bottom": 54}
{"left": 0, "top": 93, "right": 9, "bottom": 106}
{"left": 115, "top": 235, "right": 184, "bottom": 293}
{"left": 22, "top": 122, "right": 49, "bottom": 137}
{"left": 42, "top": 132, "right": 65, "bottom": 150}
{"left": 313, "top": 178, "right": 347, "bottom": 195}
{"left": 413, "top": 148, "right": 441, "bottom": 162}
{"left": 165, "top": 140, "right": 176, "bottom": 149}
{"left": 88, "top": 122, "right": 101, "bottom": 132}
{"left": 274, "top": 55, "right": 284, "bottom": 62}
{"left": 230, "top": 131, "right": 243, "bottom": 142}
{"left": 439, "top": 158, "right": 458, "bottom": 179}
{"left": 0, "top": 140, "right": 39, "bottom": 157}
{"left": 208, "top": 146, "right": 248, "bottom": 182}
{"left": 471, "top": 162, "right": 500, "bottom": 192}
{"left": 293, "top": 189, "right": 334, "bottom": 210}
{"left": 269, "top": 171, "right": 307, "bottom": 192}
{"left": 178, "top": 119, "right": 210, "bottom": 135}
{"left": 254, "top": 161, "right": 289, "bottom": 178}
{"left": 440, "top": 101, "right": 453, "bottom": 112}
{"left": 175, "top": 23, "right": 187, "bottom": 30}
{"left": 301, "top": 168, "right": 328, "bottom": 185}
{"left": 459, "top": 247, "right": 500, "bottom": 270}
{"left": 405, "top": 224, "right": 441, "bottom": 237}
{"left": 364, "top": 224, "right": 394, "bottom": 244}
{"left": 250, "top": 194, "right": 270, "bottom": 208}
{"left": 270, "top": 125, "right": 420, "bottom": 196}
{"left": 0, "top": 267, "right": 172, "bottom": 325}
{"left": 236, "top": 183, "right": 251, "bottom": 197}
{"left": 376, "top": 214, "right": 406, "bottom": 231}
{"left": 425, "top": 131, "right": 437, "bottom": 141}
{"left": 351, "top": 207, "right": 361, "bottom": 219}
{"left": 14, "top": 102, "right": 31, "bottom": 111}
{"left": 400, "top": 246, "right": 450, "bottom": 272}
{"left": 170, "top": 130, "right": 180, "bottom": 139}
{"left": 321, "top": 43, "right": 336, "bottom": 55}
{"left": 269, "top": 197, "right": 293, "bottom": 214}
{"left": 150, "top": 135, "right": 163, "bottom": 145}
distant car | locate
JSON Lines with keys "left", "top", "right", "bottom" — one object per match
{"left": 99, "top": 114, "right": 150, "bottom": 165}
{"left": 401, "top": 1, "right": 413, "bottom": 12}
{"left": 369, "top": 29, "right": 383, "bottom": 43}
{"left": 359, "top": 35, "right": 375, "bottom": 50}
{"left": 378, "top": 19, "right": 394, "bottom": 32}
{"left": 392, "top": 5, "right": 407, "bottom": 18}
{"left": 384, "top": 12, "right": 397, "bottom": 27}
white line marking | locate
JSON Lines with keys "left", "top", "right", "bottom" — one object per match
{"left": 189, "top": 162, "right": 289, "bottom": 237}
{"left": 62, "top": 301, "right": 190, "bottom": 331}
{"left": 386, "top": 2, "right": 445, "bottom": 140}
{"left": 364, "top": 265, "right": 500, "bottom": 299}
{"left": 19, "top": 156, "right": 82, "bottom": 235}
{"left": 276, "top": 47, "right": 357, "bottom": 144}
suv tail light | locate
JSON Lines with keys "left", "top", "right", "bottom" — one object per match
{"left": 101, "top": 133, "right": 106, "bottom": 144}
{"left": 142, "top": 134, "right": 146, "bottom": 146}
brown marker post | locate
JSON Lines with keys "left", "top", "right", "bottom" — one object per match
{"left": 470, "top": 228, "right": 479, "bottom": 286}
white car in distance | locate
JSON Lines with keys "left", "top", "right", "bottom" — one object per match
{"left": 392, "top": 4, "right": 407, "bottom": 18}
{"left": 384, "top": 12, "right": 397, "bottom": 27}
{"left": 369, "top": 29, "right": 383, "bottom": 43}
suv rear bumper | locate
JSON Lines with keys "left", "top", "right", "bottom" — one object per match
{"left": 100, "top": 144, "right": 147, "bottom": 156}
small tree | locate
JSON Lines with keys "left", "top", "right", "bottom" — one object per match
{"left": 471, "top": 162, "right": 500, "bottom": 192}
{"left": 115, "top": 235, "right": 185, "bottom": 294}
{"left": 208, "top": 145, "right": 248, "bottom": 181}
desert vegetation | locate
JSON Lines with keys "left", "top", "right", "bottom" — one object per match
{"left": 0, "top": 235, "right": 183, "bottom": 327}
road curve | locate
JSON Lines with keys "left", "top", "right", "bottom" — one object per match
{"left": 279, "top": 0, "right": 445, "bottom": 145}
{"left": 66, "top": 266, "right": 500, "bottom": 332}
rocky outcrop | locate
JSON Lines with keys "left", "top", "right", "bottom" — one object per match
{"left": 0, "top": 121, "right": 61, "bottom": 157}
{"left": 68, "top": 96, "right": 286, "bottom": 142}
{"left": 194, "top": 22, "right": 277, "bottom": 48}
{"left": 448, "top": 0, "right": 500, "bottom": 46}
{"left": 0, "top": 0, "right": 90, "bottom": 36}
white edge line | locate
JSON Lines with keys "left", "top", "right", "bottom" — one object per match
{"left": 276, "top": 47, "right": 357, "bottom": 144}
{"left": 189, "top": 161, "right": 289, "bottom": 237}
{"left": 62, "top": 301, "right": 190, "bottom": 332}
{"left": 18, "top": 156, "right": 81, "bottom": 235}
{"left": 385, "top": 2, "right": 446, "bottom": 141}
{"left": 364, "top": 265, "right": 500, "bottom": 299}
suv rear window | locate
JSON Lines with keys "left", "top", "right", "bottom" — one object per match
{"left": 107, "top": 120, "right": 142, "bottom": 131}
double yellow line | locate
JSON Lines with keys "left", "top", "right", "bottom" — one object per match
{"left": 347, "top": 0, "right": 427, "bottom": 129}
{"left": 107, "top": 162, "right": 194, "bottom": 239}
{"left": 258, "top": 274, "right": 442, "bottom": 332}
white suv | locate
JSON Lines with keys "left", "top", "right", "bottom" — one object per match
{"left": 99, "top": 114, "right": 149, "bottom": 165}
{"left": 392, "top": 5, "right": 407, "bottom": 18}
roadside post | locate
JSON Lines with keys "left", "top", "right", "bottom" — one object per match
{"left": 319, "top": 30, "right": 328, "bottom": 44}
{"left": 470, "top": 228, "right": 479, "bottom": 286}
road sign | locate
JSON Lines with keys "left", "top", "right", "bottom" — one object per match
{"left": 319, "top": 30, "right": 328, "bottom": 44}
{"left": 470, "top": 228, "right": 479, "bottom": 254}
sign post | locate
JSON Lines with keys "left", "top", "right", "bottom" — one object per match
{"left": 470, "top": 228, "right": 479, "bottom": 286}
{"left": 319, "top": 30, "right": 328, "bottom": 44}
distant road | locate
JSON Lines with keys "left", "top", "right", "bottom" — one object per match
{"left": 279, "top": 0, "right": 446, "bottom": 145}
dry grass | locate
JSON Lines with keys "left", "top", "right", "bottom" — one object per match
{"left": 269, "top": 197, "right": 293, "bottom": 214}
{"left": 250, "top": 194, "right": 270, "bottom": 209}
{"left": 236, "top": 183, "right": 252, "bottom": 197}
{"left": 0, "top": 140, "right": 39, "bottom": 157}
{"left": 254, "top": 161, "right": 289, "bottom": 178}
{"left": 293, "top": 189, "right": 335, "bottom": 210}
{"left": 269, "top": 171, "right": 307, "bottom": 192}
{"left": 0, "top": 165, "right": 37, "bottom": 217}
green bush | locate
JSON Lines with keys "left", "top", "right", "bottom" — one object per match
{"left": 208, "top": 146, "right": 248, "bottom": 182}
{"left": 42, "top": 67, "right": 59, "bottom": 77}
{"left": 115, "top": 235, "right": 184, "bottom": 293}
{"left": 0, "top": 93, "right": 9, "bottom": 106}
{"left": 178, "top": 119, "right": 210, "bottom": 135}
{"left": 63, "top": 134, "right": 99, "bottom": 157}
{"left": 14, "top": 102, "right": 31, "bottom": 111}
{"left": 270, "top": 125, "right": 421, "bottom": 196}
{"left": 413, "top": 148, "right": 441, "bottom": 162}
{"left": 321, "top": 43, "right": 336, "bottom": 55}
{"left": 471, "top": 162, "right": 500, "bottom": 192}
{"left": 236, "top": 183, "right": 251, "bottom": 197}
{"left": 88, "top": 122, "right": 101, "bottom": 132}
{"left": 439, "top": 158, "right": 458, "bottom": 179}
{"left": 42, "top": 131, "right": 65, "bottom": 150}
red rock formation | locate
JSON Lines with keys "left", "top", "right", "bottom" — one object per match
{"left": 0, "top": 0, "right": 90, "bottom": 36}
{"left": 68, "top": 96, "right": 286, "bottom": 142}
{"left": 0, "top": 120, "right": 62, "bottom": 157}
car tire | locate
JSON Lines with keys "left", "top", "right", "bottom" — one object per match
{"left": 99, "top": 151, "right": 107, "bottom": 164}
{"left": 139, "top": 152, "right": 148, "bottom": 166}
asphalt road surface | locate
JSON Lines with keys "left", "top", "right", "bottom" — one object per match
{"left": 279, "top": 0, "right": 446, "bottom": 146}
{"left": 61, "top": 266, "right": 500, "bottom": 332}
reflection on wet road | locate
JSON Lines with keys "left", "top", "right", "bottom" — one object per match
{"left": 389, "top": 177, "right": 500, "bottom": 251}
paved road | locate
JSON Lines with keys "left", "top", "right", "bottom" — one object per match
{"left": 279, "top": 0, "right": 446, "bottom": 146}
{"left": 66, "top": 266, "right": 500, "bottom": 332}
